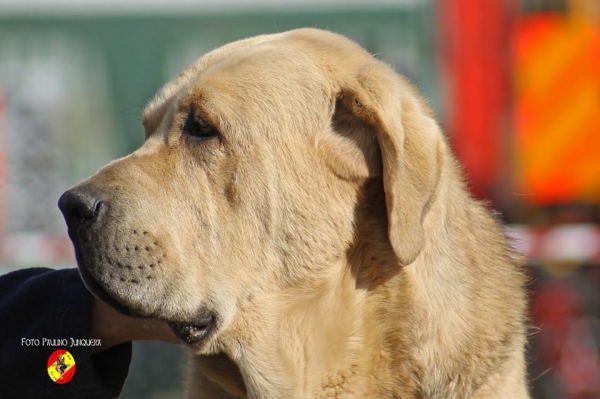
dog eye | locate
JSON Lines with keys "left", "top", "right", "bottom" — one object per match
{"left": 183, "top": 111, "right": 219, "bottom": 139}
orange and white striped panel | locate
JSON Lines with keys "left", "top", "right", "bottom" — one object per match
{"left": 512, "top": 15, "right": 600, "bottom": 205}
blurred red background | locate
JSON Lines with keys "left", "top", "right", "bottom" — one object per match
{"left": 437, "top": 1, "right": 600, "bottom": 397}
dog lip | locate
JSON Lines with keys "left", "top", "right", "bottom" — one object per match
{"left": 168, "top": 313, "right": 216, "bottom": 345}
{"left": 77, "top": 260, "right": 135, "bottom": 316}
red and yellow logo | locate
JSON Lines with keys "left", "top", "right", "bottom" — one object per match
{"left": 47, "top": 349, "right": 75, "bottom": 384}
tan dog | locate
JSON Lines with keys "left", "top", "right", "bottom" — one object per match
{"left": 59, "top": 29, "right": 529, "bottom": 398}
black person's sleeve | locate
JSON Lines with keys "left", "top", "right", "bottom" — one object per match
{"left": 0, "top": 268, "right": 132, "bottom": 399}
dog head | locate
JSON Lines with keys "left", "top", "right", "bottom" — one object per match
{"left": 59, "top": 28, "right": 443, "bottom": 352}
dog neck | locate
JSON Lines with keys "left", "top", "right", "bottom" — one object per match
{"left": 239, "top": 260, "right": 400, "bottom": 398}
{"left": 190, "top": 252, "right": 420, "bottom": 398}
{"left": 189, "top": 181, "right": 425, "bottom": 398}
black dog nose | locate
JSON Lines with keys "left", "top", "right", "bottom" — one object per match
{"left": 58, "top": 188, "right": 103, "bottom": 231}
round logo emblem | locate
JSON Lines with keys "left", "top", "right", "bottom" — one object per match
{"left": 47, "top": 349, "right": 76, "bottom": 384}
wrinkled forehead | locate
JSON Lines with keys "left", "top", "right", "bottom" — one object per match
{"left": 188, "top": 45, "right": 330, "bottom": 114}
{"left": 142, "top": 36, "right": 333, "bottom": 134}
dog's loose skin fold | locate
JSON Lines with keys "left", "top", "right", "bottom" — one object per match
{"left": 64, "top": 29, "right": 529, "bottom": 398}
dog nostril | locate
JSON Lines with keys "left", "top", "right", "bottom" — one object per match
{"left": 58, "top": 189, "right": 103, "bottom": 231}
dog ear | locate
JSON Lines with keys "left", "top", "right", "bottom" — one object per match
{"left": 338, "top": 66, "right": 444, "bottom": 265}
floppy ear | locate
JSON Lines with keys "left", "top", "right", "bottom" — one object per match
{"left": 338, "top": 66, "right": 444, "bottom": 265}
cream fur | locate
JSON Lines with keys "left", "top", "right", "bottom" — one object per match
{"left": 69, "top": 28, "right": 529, "bottom": 398}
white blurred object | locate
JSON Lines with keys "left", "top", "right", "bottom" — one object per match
{"left": 507, "top": 224, "right": 600, "bottom": 264}
{"left": 0, "top": 233, "right": 74, "bottom": 266}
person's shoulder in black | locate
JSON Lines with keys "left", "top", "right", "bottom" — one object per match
{"left": 0, "top": 267, "right": 132, "bottom": 399}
